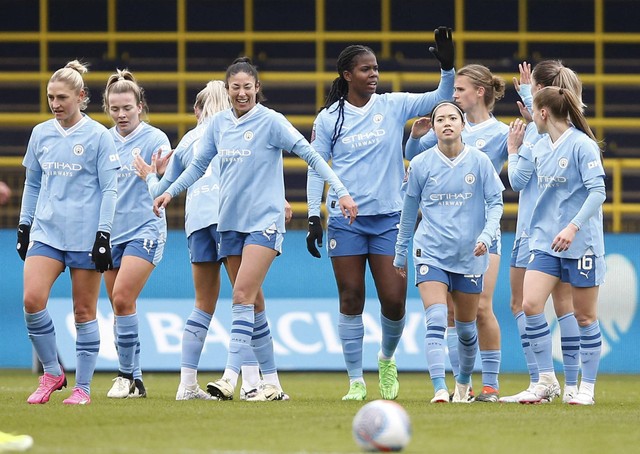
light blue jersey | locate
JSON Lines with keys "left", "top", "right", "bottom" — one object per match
{"left": 406, "top": 115, "right": 509, "bottom": 173}
{"left": 165, "top": 104, "right": 349, "bottom": 233}
{"left": 530, "top": 127, "right": 605, "bottom": 258}
{"left": 21, "top": 115, "right": 120, "bottom": 251}
{"left": 146, "top": 121, "right": 219, "bottom": 237}
{"left": 110, "top": 122, "right": 170, "bottom": 244}
{"left": 398, "top": 145, "right": 504, "bottom": 275}
{"left": 308, "top": 69, "right": 455, "bottom": 218}
{"left": 508, "top": 122, "right": 545, "bottom": 240}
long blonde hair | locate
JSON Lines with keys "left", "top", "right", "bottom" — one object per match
{"left": 194, "top": 80, "right": 232, "bottom": 124}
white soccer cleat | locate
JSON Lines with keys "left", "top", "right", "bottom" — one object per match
{"left": 245, "top": 383, "right": 289, "bottom": 402}
{"left": 107, "top": 376, "right": 134, "bottom": 399}
{"left": 562, "top": 385, "right": 579, "bottom": 404}
{"left": 569, "top": 389, "right": 595, "bottom": 406}
{"left": 176, "top": 383, "right": 216, "bottom": 401}
{"left": 519, "top": 377, "right": 560, "bottom": 404}
{"left": 451, "top": 382, "right": 473, "bottom": 403}
{"left": 499, "top": 384, "right": 536, "bottom": 403}
{"left": 430, "top": 388, "right": 450, "bottom": 403}
{"left": 206, "top": 378, "right": 235, "bottom": 400}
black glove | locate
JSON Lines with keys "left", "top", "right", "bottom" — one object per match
{"left": 17, "top": 224, "right": 31, "bottom": 261}
{"left": 306, "top": 216, "right": 323, "bottom": 258}
{"left": 429, "top": 26, "right": 454, "bottom": 71}
{"left": 91, "top": 231, "right": 113, "bottom": 273}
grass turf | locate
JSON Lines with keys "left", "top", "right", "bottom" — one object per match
{"left": 1, "top": 370, "right": 639, "bottom": 453}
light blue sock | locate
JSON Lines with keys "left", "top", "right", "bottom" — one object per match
{"left": 338, "top": 313, "right": 364, "bottom": 380}
{"left": 425, "top": 304, "right": 447, "bottom": 392}
{"left": 446, "top": 327, "right": 459, "bottom": 380}
{"left": 251, "top": 311, "right": 277, "bottom": 375}
{"left": 25, "top": 308, "right": 61, "bottom": 376}
{"left": 480, "top": 350, "right": 501, "bottom": 390}
{"left": 133, "top": 341, "right": 142, "bottom": 381}
{"left": 455, "top": 320, "right": 478, "bottom": 385}
{"left": 579, "top": 320, "right": 602, "bottom": 384}
{"left": 115, "top": 314, "right": 138, "bottom": 375}
{"left": 181, "top": 308, "right": 212, "bottom": 369}
{"left": 380, "top": 313, "right": 405, "bottom": 359}
{"left": 525, "top": 313, "right": 554, "bottom": 373}
{"left": 516, "top": 311, "right": 538, "bottom": 383}
{"left": 558, "top": 312, "right": 580, "bottom": 386}
{"left": 226, "top": 304, "right": 254, "bottom": 374}
{"left": 75, "top": 319, "right": 100, "bottom": 394}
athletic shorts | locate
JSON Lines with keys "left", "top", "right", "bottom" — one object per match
{"left": 414, "top": 263, "right": 484, "bottom": 294}
{"left": 526, "top": 249, "right": 605, "bottom": 287}
{"left": 489, "top": 228, "right": 502, "bottom": 255}
{"left": 510, "top": 236, "right": 530, "bottom": 268}
{"left": 188, "top": 225, "right": 223, "bottom": 263}
{"left": 26, "top": 241, "right": 94, "bottom": 270}
{"left": 327, "top": 213, "right": 399, "bottom": 257}
{"left": 111, "top": 238, "right": 164, "bottom": 267}
{"left": 219, "top": 229, "right": 283, "bottom": 256}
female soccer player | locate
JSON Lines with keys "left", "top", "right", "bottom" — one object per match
{"left": 518, "top": 86, "right": 605, "bottom": 405}
{"left": 306, "top": 27, "right": 455, "bottom": 401}
{"left": 101, "top": 69, "right": 172, "bottom": 399}
{"left": 394, "top": 101, "right": 504, "bottom": 403}
{"left": 135, "top": 80, "right": 288, "bottom": 401}
{"left": 18, "top": 60, "right": 120, "bottom": 405}
{"left": 500, "top": 60, "right": 583, "bottom": 404}
{"left": 153, "top": 57, "right": 357, "bottom": 401}
{"left": 405, "top": 64, "right": 507, "bottom": 402}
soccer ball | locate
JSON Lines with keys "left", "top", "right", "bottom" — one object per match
{"left": 352, "top": 400, "right": 412, "bottom": 452}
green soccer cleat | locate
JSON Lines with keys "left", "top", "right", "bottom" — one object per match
{"left": 342, "top": 381, "right": 367, "bottom": 401}
{"left": 378, "top": 356, "right": 399, "bottom": 400}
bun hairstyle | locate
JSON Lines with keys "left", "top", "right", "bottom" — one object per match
{"left": 457, "top": 64, "right": 505, "bottom": 112}
{"left": 195, "top": 80, "right": 232, "bottom": 123}
{"left": 49, "top": 60, "right": 90, "bottom": 110}
{"left": 102, "top": 68, "right": 148, "bottom": 116}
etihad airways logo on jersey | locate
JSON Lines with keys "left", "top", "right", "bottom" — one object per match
{"left": 538, "top": 175, "right": 567, "bottom": 188}
{"left": 219, "top": 148, "right": 252, "bottom": 162}
{"left": 429, "top": 192, "right": 473, "bottom": 206}
{"left": 341, "top": 129, "right": 386, "bottom": 147}
{"left": 42, "top": 161, "right": 82, "bottom": 176}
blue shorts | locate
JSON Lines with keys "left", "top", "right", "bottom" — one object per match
{"left": 489, "top": 228, "right": 502, "bottom": 255}
{"left": 219, "top": 229, "right": 283, "bottom": 256}
{"left": 327, "top": 213, "right": 399, "bottom": 257}
{"left": 510, "top": 236, "right": 530, "bottom": 268}
{"left": 526, "top": 250, "right": 605, "bottom": 287}
{"left": 111, "top": 238, "right": 164, "bottom": 268}
{"left": 188, "top": 225, "right": 223, "bottom": 263}
{"left": 26, "top": 241, "right": 94, "bottom": 270}
{"left": 414, "top": 263, "right": 484, "bottom": 294}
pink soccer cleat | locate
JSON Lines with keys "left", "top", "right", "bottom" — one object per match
{"left": 63, "top": 388, "right": 91, "bottom": 405}
{"left": 27, "top": 371, "right": 67, "bottom": 404}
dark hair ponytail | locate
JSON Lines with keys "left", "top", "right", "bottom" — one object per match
{"left": 225, "top": 56, "right": 265, "bottom": 102}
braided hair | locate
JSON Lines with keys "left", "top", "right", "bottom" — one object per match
{"left": 323, "top": 45, "right": 375, "bottom": 149}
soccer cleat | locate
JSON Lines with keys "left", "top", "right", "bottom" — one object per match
{"left": 0, "top": 431, "right": 34, "bottom": 452}
{"left": 568, "top": 391, "right": 595, "bottom": 406}
{"left": 128, "top": 379, "right": 147, "bottom": 398}
{"left": 378, "top": 356, "right": 399, "bottom": 400}
{"left": 176, "top": 383, "right": 215, "bottom": 401}
{"left": 107, "top": 375, "right": 135, "bottom": 399}
{"left": 342, "top": 381, "right": 367, "bottom": 401}
{"left": 430, "top": 388, "right": 450, "bottom": 403}
{"left": 562, "top": 385, "right": 579, "bottom": 404}
{"left": 475, "top": 385, "right": 500, "bottom": 402}
{"left": 27, "top": 371, "right": 67, "bottom": 404}
{"left": 63, "top": 387, "right": 91, "bottom": 405}
{"left": 245, "top": 383, "right": 290, "bottom": 402}
{"left": 449, "top": 386, "right": 474, "bottom": 402}
{"left": 206, "top": 378, "right": 234, "bottom": 400}
{"left": 499, "top": 384, "right": 536, "bottom": 403}
{"left": 451, "top": 382, "right": 473, "bottom": 403}
{"left": 519, "top": 377, "right": 561, "bottom": 404}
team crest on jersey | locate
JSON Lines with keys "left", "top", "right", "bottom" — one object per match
{"left": 558, "top": 157, "right": 569, "bottom": 168}
{"left": 419, "top": 265, "right": 429, "bottom": 275}
{"left": 373, "top": 114, "right": 383, "bottom": 124}
{"left": 243, "top": 131, "right": 254, "bottom": 141}
{"left": 73, "top": 144, "right": 85, "bottom": 156}
{"left": 131, "top": 147, "right": 141, "bottom": 157}
{"left": 464, "top": 173, "right": 476, "bottom": 184}
{"left": 475, "top": 139, "right": 486, "bottom": 149}
{"left": 329, "top": 238, "right": 337, "bottom": 250}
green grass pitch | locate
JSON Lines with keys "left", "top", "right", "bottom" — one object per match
{"left": 1, "top": 370, "right": 639, "bottom": 453}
